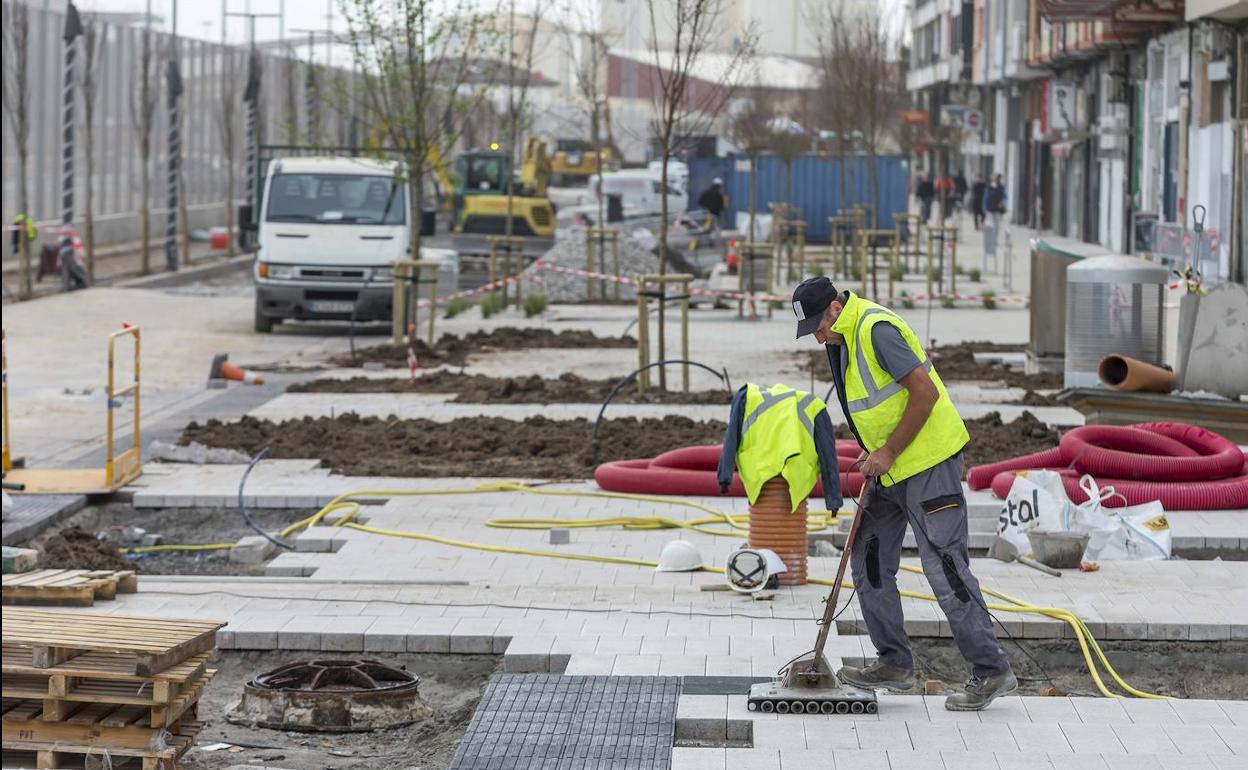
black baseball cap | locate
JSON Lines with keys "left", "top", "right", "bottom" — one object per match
{"left": 792, "top": 276, "right": 839, "bottom": 339}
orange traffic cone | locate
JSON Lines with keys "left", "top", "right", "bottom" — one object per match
{"left": 726, "top": 239, "right": 739, "bottom": 272}
{"left": 209, "top": 353, "right": 264, "bottom": 385}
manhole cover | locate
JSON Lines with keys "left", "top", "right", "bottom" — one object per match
{"left": 228, "top": 659, "right": 432, "bottom": 732}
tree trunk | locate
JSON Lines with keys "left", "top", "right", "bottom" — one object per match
{"left": 140, "top": 206, "right": 151, "bottom": 274}
{"left": 85, "top": 137, "right": 95, "bottom": 283}
{"left": 657, "top": 146, "right": 670, "bottom": 391}
{"left": 18, "top": 152, "right": 31, "bottom": 299}
{"left": 225, "top": 164, "right": 236, "bottom": 258}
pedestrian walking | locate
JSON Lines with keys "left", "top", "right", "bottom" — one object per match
{"left": 915, "top": 175, "right": 935, "bottom": 225}
{"left": 983, "top": 175, "right": 1007, "bottom": 268}
{"left": 971, "top": 177, "right": 987, "bottom": 231}
{"left": 953, "top": 173, "right": 967, "bottom": 215}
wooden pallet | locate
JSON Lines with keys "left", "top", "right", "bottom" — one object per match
{"left": 2, "top": 569, "right": 138, "bottom": 607}
{"left": 2, "top": 697, "right": 203, "bottom": 750}
{"left": 1, "top": 715, "right": 201, "bottom": 770}
{"left": 2, "top": 748, "right": 186, "bottom": 770}
{"left": 1, "top": 609, "right": 224, "bottom": 676}
{"left": 2, "top": 668, "right": 215, "bottom": 729}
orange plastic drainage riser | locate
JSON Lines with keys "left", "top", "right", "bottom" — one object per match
{"left": 749, "top": 477, "right": 808, "bottom": 586}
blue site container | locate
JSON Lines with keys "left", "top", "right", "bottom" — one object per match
{"left": 688, "top": 154, "right": 909, "bottom": 241}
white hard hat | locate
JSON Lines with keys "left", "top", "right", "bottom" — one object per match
{"left": 725, "top": 547, "right": 787, "bottom": 593}
{"left": 712, "top": 177, "right": 723, "bottom": 185}
{"left": 656, "top": 540, "right": 703, "bottom": 572}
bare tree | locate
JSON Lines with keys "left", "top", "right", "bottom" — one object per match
{"left": 282, "top": 53, "right": 300, "bottom": 143}
{"left": 499, "top": 1, "right": 547, "bottom": 243}
{"left": 644, "top": 0, "right": 752, "bottom": 388}
{"left": 559, "top": 4, "right": 614, "bottom": 234}
{"left": 216, "top": 48, "right": 244, "bottom": 258}
{"left": 728, "top": 84, "right": 774, "bottom": 245}
{"left": 2, "top": 0, "right": 33, "bottom": 298}
{"left": 79, "top": 15, "right": 103, "bottom": 281}
{"left": 814, "top": 3, "right": 904, "bottom": 228}
{"left": 130, "top": 13, "right": 159, "bottom": 274}
{"left": 340, "top": 0, "right": 489, "bottom": 258}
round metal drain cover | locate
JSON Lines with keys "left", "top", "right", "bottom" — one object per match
{"left": 228, "top": 659, "right": 432, "bottom": 732}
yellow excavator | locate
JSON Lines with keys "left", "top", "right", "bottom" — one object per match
{"left": 451, "top": 138, "right": 555, "bottom": 254}
{"left": 550, "top": 138, "right": 615, "bottom": 186}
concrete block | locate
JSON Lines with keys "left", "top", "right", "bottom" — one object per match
{"left": 1187, "top": 623, "right": 1231, "bottom": 642}
{"left": 362, "top": 620, "right": 411, "bottom": 653}
{"left": 562, "top": 654, "right": 615, "bottom": 675}
{"left": 1012, "top": 722, "right": 1075, "bottom": 756}
{"left": 549, "top": 528, "right": 570, "bottom": 545}
{"left": 293, "top": 526, "right": 343, "bottom": 553}
{"left": 1, "top": 546, "right": 38, "bottom": 574}
{"left": 670, "top": 747, "right": 726, "bottom": 770}
{"left": 1146, "top": 622, "right": 1190, "bottom": 641}
{"left": 229, "top": 535, "right": 278, "bottom": 565}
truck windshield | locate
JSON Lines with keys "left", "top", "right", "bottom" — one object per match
{"left": 266, "top": 174, "right": 406, "bottom": 225}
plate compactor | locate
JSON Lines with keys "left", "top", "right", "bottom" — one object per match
{"left": 747, "top": 489, "right": 879, "bottom": 715}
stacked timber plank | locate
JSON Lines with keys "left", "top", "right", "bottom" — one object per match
{"left": 1, "top": 608, "right": 225, "bottom": 769}
{"left": 3, "top": 569, "right": 138, "bottom": 607}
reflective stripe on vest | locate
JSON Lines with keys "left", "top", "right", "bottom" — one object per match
{"left": 845, "top": 308, "right": 934, "bottom": 413}
{"left": 743, "top": 389, "right": 819, "bottom": 435}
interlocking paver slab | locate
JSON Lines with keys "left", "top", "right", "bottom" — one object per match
{"left": 1009, "top": 722, "right": 1072, "bottom": 754}
{"left": 1112, "top": 724, "right": 1181, "bottom": 755}
{"left": 1062, "top": 723, "right": 1127, "bottom": 754}
{"left": 995, "top": 754, "right": 1055, "bottom": 769}
{"left": 1162, "top": 724, "right": 1233, "bottom": 755}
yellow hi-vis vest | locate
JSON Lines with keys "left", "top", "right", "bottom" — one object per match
{"left": 736, "top": 383, "right": 827, "bottom": 513}
{"left": 831, "top": 293, "right": 968, "bottom": 485}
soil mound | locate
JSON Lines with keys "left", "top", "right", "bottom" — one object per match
{"left": 289, "top": 371, "right": 731, "bottom": 405}
{"left": 182, "top": 414, "right": 727, "bottom": 479}
{"left": 39, "top": 528, "right": 134, "bottom": 572}
{"left": 961, "top": 410, "right": 1062, "bottom": 470}
{"left": 337, "top": 326, "right": 636, "bottom": 369}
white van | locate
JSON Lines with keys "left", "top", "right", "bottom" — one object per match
{"left": 251, "top": 156, "right": 454, "bottom": 333}
{"left": 563, "top": 170, "right": 687, "bottom": 223}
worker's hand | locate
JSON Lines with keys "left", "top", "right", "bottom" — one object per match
{"left": 861, "top": 447, "right": 896, "bottom": 479}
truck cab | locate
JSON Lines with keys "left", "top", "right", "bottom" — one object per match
{"left": 251, "top": 156, "right": 453, "bottom": 333}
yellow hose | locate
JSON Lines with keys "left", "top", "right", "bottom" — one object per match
{"left": 151, "top": 481, "right": 1165, "bottom": 700}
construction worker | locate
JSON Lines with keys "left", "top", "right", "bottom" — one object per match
{"left": 10, "top": 214, "right": 37, "bottom": 257}
{"left": 715, "top": 382, "right": 843, "bottom": 515}
{"left": 792, "top": 276, "right": 1016, "bottom": 711}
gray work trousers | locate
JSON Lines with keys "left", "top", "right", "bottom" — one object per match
{"left": 850, "top": 453, "right": 1010, "bottom": 678}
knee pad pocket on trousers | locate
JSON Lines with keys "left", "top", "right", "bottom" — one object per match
{"left": 865, "top": 537, "right": 881, "bottom": 589}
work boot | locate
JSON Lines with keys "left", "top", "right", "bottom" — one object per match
{"left": 944, "top": 670, "right": 1018, "bottom": 711}
{"left": 837, "top": 661, "right": 914, "bottom": 692}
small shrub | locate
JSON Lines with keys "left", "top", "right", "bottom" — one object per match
{"left": 443, "top": 298, "right": 470, "bottom": 319}
{"left": 900, "top": 289, "right": 915, "bottom": 310}
{"left": 954, "top": 264, "right": 966, "bottom": 275}
{"left": 968, "top": 268, "right": 982, "bottom": 282}
{"left": 787, "top": 266, "right": 800, "bottom": 282}
{"left": 479, "top": 292, "right": 505, "bottom": 318}
{"left": 982, "top": 290, "right": 997, "bottom": 310}
{"left": 522, "top": 293, "right": 549, "bottom": 318}
{"left": 927, "top": 267, "right": 942, "bottom": 283}
{"left": 941, "top": 296, "right": 956, "bottom": 309}
{"left": 849, "top": 264, "right": 863, "bottom": 281}
{"left": 810, "top": 264, "right": 825, "bottom": 277}
{"left": 889, "top": 263, "right": 906, "bottom": 282}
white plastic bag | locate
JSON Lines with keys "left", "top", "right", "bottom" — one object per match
{"left": 1068, "top": 475, "right": 1171, "bottom": 561}
{"left": 997, "top": 471, "right": 1074, "bottom": 556}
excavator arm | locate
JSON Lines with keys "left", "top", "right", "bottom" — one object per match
{"left": 519, "top": 138, "right": 550, "bottom": 197}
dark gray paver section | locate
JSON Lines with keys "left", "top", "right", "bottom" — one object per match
{"left": 450, "top": 674, "right": 680, "bottom": 770}
{"left": 2, "top": 494, "right": 87, "bottom": 545}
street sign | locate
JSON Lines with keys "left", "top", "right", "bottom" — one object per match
{"left": 900, "top": 110, "right": 929, "bottom": 125}
{"left": 938, "top": 105, "right": 984, "bottom": 130}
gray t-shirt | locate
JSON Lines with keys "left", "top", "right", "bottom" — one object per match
{"left": 837, "top": 323, "right": 922, "bottom": 381}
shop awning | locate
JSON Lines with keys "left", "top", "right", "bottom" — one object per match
{"left": 1038, "top": 0, "right": 1184, "bottom": 22}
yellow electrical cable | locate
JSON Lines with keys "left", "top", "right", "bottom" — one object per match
{"left": 148, "top": 481, "right": 1165, "bottom": 699}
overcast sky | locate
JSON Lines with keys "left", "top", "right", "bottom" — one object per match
{"left": 70, "top": 0, "right": 908, "bottom": 55}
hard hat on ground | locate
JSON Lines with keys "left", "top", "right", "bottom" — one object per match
{"left": 725, "top": 547, "right": 787, "bottom": 593}
{"left": 656, "top": 539, "right": 703, "bottom": 572}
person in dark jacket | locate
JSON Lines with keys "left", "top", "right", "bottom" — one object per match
{"left": 982, "top": 175, "right": 1007, "bottom": 261}
{"left": 970, "top": 177, "right": 987, "bottom": 230}
{"left": 915, "top": 175, "right": 935, "bottom": 224}
{"left": 953, "top": 173, "right": 967, "bottom": 214}
{"left": 698, "top": 178, "right": 726, "bottom": 219}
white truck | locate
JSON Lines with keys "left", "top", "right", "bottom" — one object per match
{"left": 556, "top": 169, "right": 688, "bottom": 225}
{"left": 250, "top": 155, "right": 454, "bottom": 333}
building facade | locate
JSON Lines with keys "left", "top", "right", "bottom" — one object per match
{"left": 905, "top": 0, "right": 1247, "bottom": 284}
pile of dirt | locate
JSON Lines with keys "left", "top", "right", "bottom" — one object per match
{"left": 796, "top": 340, "right": 1063, "bottom": 393}
{"left": 289, "top": 370, "right": 731, "bottom": 405}
{"left": 182, "top": 413, "right": 727, "bottom": 478}
{"left": 961, "top": 410, "right": 1062, "bottom": 470}
{"left": 336, "top": 326, "right": 637, "bottom": 368}
{"left": 927, "top": 341, "right": 1064, "bottom": 390}
{"left": 38, "top": 528, "right": 135, "bottom": 572}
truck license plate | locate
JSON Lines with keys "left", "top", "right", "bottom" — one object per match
{"left": 309, "top": 300, "right": 355, "bottom": 314}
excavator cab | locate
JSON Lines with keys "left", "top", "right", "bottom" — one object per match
{"left": 451, "top": 142, "right": 555, "bottom": 241}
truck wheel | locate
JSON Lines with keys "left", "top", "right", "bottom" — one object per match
{"left": 254, "top": 303, "right": 275, "bottom": 334}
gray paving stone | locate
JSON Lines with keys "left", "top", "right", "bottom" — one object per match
{"left": 1112, "top": 724, "right": 1181, "bottom": 755}
{"left": 670, "top": 747, "right": 725, "bottom": 770}
{"left": 1062, "top": 723, "right": 1127, "bottom": 754}
{"left": 773, "top": 749, "right": 833, "bottom": 769}
{"left": 1009, "top": 722, "right": 1072, "bottom": 754}
{"left": 995, "top": 754, "right": 1056, "bottom": 769}
{"left": 1163, "top": 724, "right": 1233, "bottom": 755}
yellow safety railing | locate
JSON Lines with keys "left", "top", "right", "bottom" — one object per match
{"left": 105, "top": 326, "right": 142, "bottom": 489}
